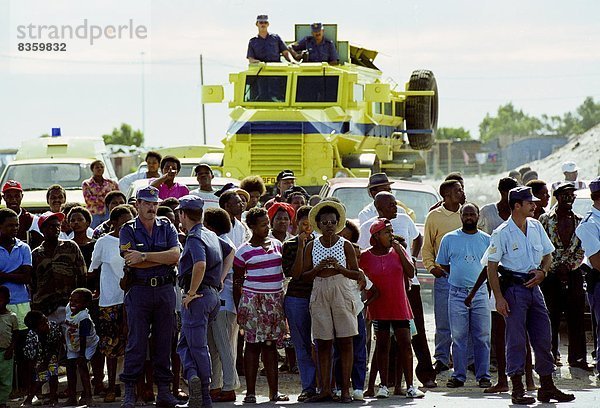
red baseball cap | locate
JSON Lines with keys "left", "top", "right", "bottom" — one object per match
{"left": 38, "top": 212, "right": 65, "bottom": 230}
{"left": 2, "top": 180, "right": 23, "bottom": 193}
{"left": 369, "top": 218, "right": 391, "bottom": 236}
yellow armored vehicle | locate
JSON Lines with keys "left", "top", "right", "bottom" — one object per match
{"left": 204, "top": 24, "right": 438, "bottom": 191}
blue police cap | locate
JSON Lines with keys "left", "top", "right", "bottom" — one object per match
{"left": 311, "top": 22, "right": 323, "bottom": 32}
{"left": 256, "top": 15, "right": 269, "bottom": 22}
{"left": 175, "top": 195, "right": 204, "bottom": 211}
{"left": 589, "top": 177, "right": 600, "bottom": 193}
{"left": 136, "top": 186, "right": 161, "bottom": 202}
{"left": 508, "top": 186, "right": 540, "bottom": 202}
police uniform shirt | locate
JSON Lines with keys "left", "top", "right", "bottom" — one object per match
{"left": 575, "top": 206, "right": 600, "bottom": 267}
{"left": 178, "top": 224, "right": 233, "bottom": 290}
{"left": 487, "top": 217, "right": 555, "bottom": 276}
{"left": 247, "top": 33, "right": 288, "bottom": 62}
{"left": 292, "top": 36, "right": 339, "bottom": 63}
{"left": 119, "top": 216, "right": 179, "bottom": 277}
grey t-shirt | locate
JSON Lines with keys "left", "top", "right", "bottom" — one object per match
{"left": 478, "top": 203, "right": 506, "bottom": 235}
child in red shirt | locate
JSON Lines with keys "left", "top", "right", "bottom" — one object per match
{"left": 359, "top": 218, "right": 424, "bottom": 399}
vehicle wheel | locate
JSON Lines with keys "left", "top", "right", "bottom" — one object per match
{"left": 405, "top": 70, "right": 438, "bottom": 150}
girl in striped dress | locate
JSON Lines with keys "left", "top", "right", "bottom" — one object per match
{"left": 233, "top": 207, "right": 288, "bottom": 404}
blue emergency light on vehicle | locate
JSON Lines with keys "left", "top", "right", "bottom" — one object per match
{"left": 51, "top": 128, "right": 61, "bottom": 137}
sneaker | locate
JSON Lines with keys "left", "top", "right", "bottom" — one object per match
{"left": 376, "top": 385, "right": 389, "bottom": 399}
{"left": 351, "top": 390, "right": 364, "bottom": 401}
{"left": 406, "top": 386, "right": 425, "bottom": 398}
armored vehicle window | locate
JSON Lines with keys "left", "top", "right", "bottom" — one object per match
{"left": 244, "top": 76, "right": 287, "bottom": 102}
{"left": 394, "top": 101, "right": 404, "bottom": 117}
{"left": 373, "top": 103, "right": 382, "bottom": 114}
{"left": 384, "top": 102, "right": 392, "bottom": 116}
{"left": 353, "top": 84, "right": 364, "bottom": 102}
{"left": 295, "top": 76, "right": 339, "bottom": 102}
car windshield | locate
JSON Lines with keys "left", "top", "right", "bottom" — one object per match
{"left": 332, "top": 187, "right": 438, "bottom": 224}
{"left": 2, "top": 163, "right": 90, "bottom": 191}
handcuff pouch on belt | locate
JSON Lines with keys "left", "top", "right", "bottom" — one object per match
{"left": 120, "top": 265, "right": 135, "bottom": 292}
{"left": 579, "top": 264, "right": 600, "bottom": 293}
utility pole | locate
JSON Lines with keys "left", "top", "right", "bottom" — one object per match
{"left": 141, "top": 51, "right": 146, "bottom": 137}
{"left": 200, "top": 54, "right": 207, "bottom": 144}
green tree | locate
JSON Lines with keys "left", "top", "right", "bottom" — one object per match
{"left": 575, "top": 96, "right": 600, "bottom": 133}
{"left": 102, "top": 123, "right": 144, "bottom": 147}
{"left": 436, "top": 127, "right": 472, "bottom": 140}
{"left": 479, "top": 103, "right": 542, "bottom": 143}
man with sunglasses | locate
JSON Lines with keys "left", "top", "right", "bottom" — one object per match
{"left": 247, "top": 15, "right": 292, "bottom": 63}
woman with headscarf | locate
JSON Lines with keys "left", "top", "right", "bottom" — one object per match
{"left": 267, "top": 202, "right": 295, "bottom": 243}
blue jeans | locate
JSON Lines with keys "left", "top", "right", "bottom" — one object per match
{"left": 433, "top": 276, "right": 451, "bottom": 365}
{"left": 284, "top": 296, "right": 316, "bottom": 393}
{"left": 448, "top": 285, "right": 491, "bottom": 382}
{"left": 334, "top": 312, "right": 367, "bottom": 391}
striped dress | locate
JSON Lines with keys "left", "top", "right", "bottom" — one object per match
{"left": 234, "top": 239, "right": 287, "bottom": 344}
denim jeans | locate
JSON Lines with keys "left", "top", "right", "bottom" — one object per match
{"left": 284, "top": 296, "right": 316, "bottom": 393}
{"left": 334, "top": 312, "right": 367, "bottom": 391}
{"left": 433, "top": 276, "right": 451, "bottom": 365}
{"left": 448, "top": 284, "right": 491, "bottom": 382}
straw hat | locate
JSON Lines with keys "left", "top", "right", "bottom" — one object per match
{"left": 309, "top": 200, "right": 346, "bottom": 234}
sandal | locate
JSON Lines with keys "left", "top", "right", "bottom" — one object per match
{"left": 243, "top": 394, "right": 256, "bottom": 404}
{"left": 305, "top": 393, "right": 334, "bottom": 403}
{"left": 270, "top": 393, "right": 289, "bottom": 402}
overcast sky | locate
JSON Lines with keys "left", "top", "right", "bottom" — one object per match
{"left": 1, "top": 0, "right": 599, "bottom": 149}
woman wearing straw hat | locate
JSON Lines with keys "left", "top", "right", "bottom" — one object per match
{"left": 302, "top": 201, "right": 361, "bottom": 403}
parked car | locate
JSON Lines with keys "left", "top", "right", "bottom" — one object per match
{"left": 319, "top": 177, "right": 441, "bottom": 307}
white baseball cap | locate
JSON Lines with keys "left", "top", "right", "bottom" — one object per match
{"left": 561, "top": 161, "right": 579, "bottom": 173}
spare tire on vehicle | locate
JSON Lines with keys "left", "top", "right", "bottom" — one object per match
{"left": 405, "top": 70, "right": 438, "bottom": 150}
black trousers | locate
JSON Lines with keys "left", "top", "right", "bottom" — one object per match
{"left": 407, "top": 285, "right": 436, "bottom": 383}
{"left": 540, "top": 270, "right": 588, "bottom": 364}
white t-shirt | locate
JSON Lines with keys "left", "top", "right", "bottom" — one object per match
{"left": 189, "top": 188, "right": 220, "bottom": 209}
{"left": 90, "top": 234, "right": 125, "bottom": 307}
{"left": 358, "top": 202, "right": 407, "bottom": 226}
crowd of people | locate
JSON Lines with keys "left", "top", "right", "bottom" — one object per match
{"left": 1, "top": 151, "right": 599, "bottom": 408}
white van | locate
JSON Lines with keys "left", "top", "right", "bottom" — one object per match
{"left": 0, "top": 136, "right": 117, "bottom": 213}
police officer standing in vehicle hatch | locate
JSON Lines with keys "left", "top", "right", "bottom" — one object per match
{"left": 176, "top": 195, "right": 235, "bottom": 408}
{"left": 288, "top": 23, "right": 339, "bottom": 64}
{"left": 247, "top": 15, "right": 293, "bottom": 63}
{"left": 487, "top": 186, "right": 575, "bottom": 405}
{"left": 575, "top": 177, "right": 600, "bottom": 380}
{"left": 119, "top": 186, "right": 182, "bottom": 408}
